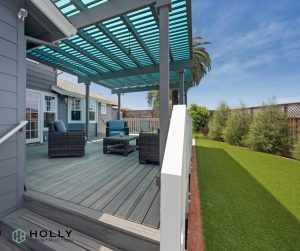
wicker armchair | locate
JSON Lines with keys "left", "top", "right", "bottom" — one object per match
{"left": 139, "top": 133, "right": 159, "bottom": 164}
{"left": 48, "top": 122, "right": 85, "bottom": 158}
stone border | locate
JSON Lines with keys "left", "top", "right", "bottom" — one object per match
{"left": 187, "top": 145, "right": 205, "bottom": 251}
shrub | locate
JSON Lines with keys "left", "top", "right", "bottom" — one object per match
{"left": 208, "top": 101, "right": 230, "bottom": 141}
{"left": 189, "top": 104, "right": 210, "bottom": 132}
{"left": 223, "top": 106, "right": 251, "bottom": 146}
{"left": 245, "top": 104, "right": 291, "bottom": 155}
{"left": 292, "top": 142, "right": 300, "bottom": 160}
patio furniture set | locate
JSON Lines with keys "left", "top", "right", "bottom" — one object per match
{"left": 48, "top": 120, "right": 159, "bottom": 164}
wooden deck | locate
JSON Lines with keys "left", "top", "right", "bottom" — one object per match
{"left": 26, "top": 141, "right": 160, "bottom": 229}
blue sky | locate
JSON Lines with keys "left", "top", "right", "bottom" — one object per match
{"left": 62, "top": 0, "right": 300, "bottom": 110}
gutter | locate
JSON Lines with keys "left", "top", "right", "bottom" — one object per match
{"left": 29, "top": 0, "right": 77, "bottom": 37}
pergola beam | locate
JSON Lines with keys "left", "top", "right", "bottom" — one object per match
{"left": 96, "top": 24, "right": 142, "bottom": 67}
{"left": 62, "top": 40, "right": 113, "bottom": 72}
{"left": 50, "top": 45, "right": 102, "bottom": 74}
{"left": 94, "top": 80, "right": 116, "bottom": 89}
{"left": 27, "top": 54, "right": 85, "bottom": 77}
{"left": 78, "top": 59, "right": 192, "bottom": 82}
{"left": 26, "top": 36, "right": 58, "bottom": 49}
{"left": 111, "top": 82, "right": 192, "bottom": 94}
{"left": 150, "top": 5, "right": 174, "bottom": 62}
{"left": 121, "top": 16, "right": 158, "bottom": 65}
{"left": 33, "top": 49, "right": 92, "bottom": 76}
{"left": 68, "top": 0, "right": 156, "bottom": 30}
{"left": 71, "top": 0, "right": 86, "bottom": 11}
{"left": 78, "top": 31, "right": 129, "bottom": 70}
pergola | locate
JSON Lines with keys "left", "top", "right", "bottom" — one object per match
{"left": 26, "top": 0, "right": 193, "bottom": 162}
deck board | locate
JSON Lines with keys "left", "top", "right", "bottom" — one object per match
{"left": 26, "top": 142, "right": 160, "bottom": 229}
{"left": 114, "top": 168, "right": 158, "bottom": 219}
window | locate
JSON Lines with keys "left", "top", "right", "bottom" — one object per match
{"left": 44, "top": 95, "right": 56, "bottom": 128}
{"left": 71, "top": 99, "right": 82, "bottom": 121}
{"left": 101, "top": 103, "right": 106, "bottom": 114}
{"left": 89, "top": 100, "right": 97, "bottom": 122}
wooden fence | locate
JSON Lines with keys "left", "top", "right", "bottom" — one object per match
{"left": 124, "top": 118, "right": 160, "bottom": 133}
{"left": 249, "top": 103, "right": 300, "bottom": 143}
{"left": 289, "top": 118, "right": 300, "bottom": 143}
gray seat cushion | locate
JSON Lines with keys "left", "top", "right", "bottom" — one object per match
{"left": 54, "top": 120, "right": 67, "bottom": 132}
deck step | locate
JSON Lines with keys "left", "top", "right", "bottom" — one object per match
{"left": 0, "top": 209, "right": 118, "bottom": 251}
{"left": 0, "top": 236, "right": 23, "bottom": 251}
{"left": 23, "top": 190, "right": 160, "bottom": 251}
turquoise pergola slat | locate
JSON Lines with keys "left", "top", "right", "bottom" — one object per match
{"left": 27, "top": 0, "right": 192, "bottom": 90}
{"left": 27, "top": 51, "right": 87, "bottom": 77}
{"left": 62, "top": 39, "right": 114, "bottom": 72}
{"left": 120, "top": 15, "right": 158, "bottom": 65}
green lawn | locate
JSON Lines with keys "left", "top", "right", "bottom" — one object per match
{"left": 196, "top": 138, "right": 300, "bottom": 251}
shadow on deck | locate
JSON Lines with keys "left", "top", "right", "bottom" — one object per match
{"left": 26, "top": 141, "right": 160, "bottom": 229}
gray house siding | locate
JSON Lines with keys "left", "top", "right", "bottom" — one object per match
{"left": 26, "top": 61, "right": 56, "bottom": 92}
{"left": 57, "top": 96, "right": 98, "bottom": 138}
{"left": 26, "top": 61, "right": 56, "bottom": 141}
{"left": 68, "top": 122, "right": 98, "bottom": 138}
{"left": 57, "top": 96, "right": 68, "bottom": 126}
{"left": 0, "top": 0, "right": 26, "bottom": 219}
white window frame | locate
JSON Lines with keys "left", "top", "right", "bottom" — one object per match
{"left": 101, "top": 103, "right": 107, "bottom": 115}
{"left": 43, "top": 94, "right": 58, "bottom": 130}
{"left": 26, "top": 89, "right": 58, "bottom": 144}
{"left": 68, "top": 98, "right": 83, "bottom": 123}
{"left": 89, "top": 100, "right": 97, "bottom": 123}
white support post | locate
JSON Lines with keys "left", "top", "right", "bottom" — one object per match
{"left": 85, "top": 81, "right": 90, "bottom": 140}
{"left": 158, "top": 1, "right": 171, "bottom": 165}
{"left": 160, "top": 105, "right": 193, "bottom": 251}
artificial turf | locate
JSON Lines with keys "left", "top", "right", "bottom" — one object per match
{"left": 196, "top": 138, "right": 300, "bottom": 251}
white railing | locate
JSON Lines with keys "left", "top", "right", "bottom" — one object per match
{"left": 0, "top": 121, "right": 28, "bottom": 145}
{"left": 125, "top": 118, "right": 160, "bottom": 133}
{"left": 160, "top": 105, "right": 192, "bottom": 251}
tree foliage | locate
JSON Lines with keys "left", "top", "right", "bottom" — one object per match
{"left": 188, "top": 104, "right": 210, "bottom": 131}
{"left": 208, "top": 101, "right": 230, "bottom": 141}
{"left": 192, "top": 36, "right": 212, "bottom": 86}
{"left": 146, "top": 90, "right": 160, "bottom": 110}
{"left": 245, "top": 104, "right": 291, "bottom": 155}
{"left": 147, "top": 36, "right": 212, "bottom": 106}
{"left": 223, "top": 105, "right": 251, "bottom": 146}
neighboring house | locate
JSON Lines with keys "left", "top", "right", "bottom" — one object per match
{"left": 26, "top": 60, "right": 123, "bottom": 143}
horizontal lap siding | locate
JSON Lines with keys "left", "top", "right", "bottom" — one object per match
{"left": 58, "top": 97, "right": 68, "bottom": 126}
{"left": 0, "top": 0, "right": 25, "bottom": 219}
{"left": 26, "top": 61, "right": 56, "bottom": 92}
{"left": 67, "top": 123, "right": 97, "bottom": 138}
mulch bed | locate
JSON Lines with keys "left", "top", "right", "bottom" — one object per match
{"left": 187, "top": 145, "right": 205, "bottom": 251}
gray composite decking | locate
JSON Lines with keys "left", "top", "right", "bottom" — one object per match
{"left": 26, "top": 141, "right": 160, "bottom": 229}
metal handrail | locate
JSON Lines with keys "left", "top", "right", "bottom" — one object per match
{"left": 0, "top": 121, "right": 28, "bottom": 145}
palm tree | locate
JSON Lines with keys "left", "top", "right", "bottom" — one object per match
{"left": 147, "top": 36, "right": 211, "bottom": 108}
{"left": 192, "top": 36, "right": 211, "bottom": 86}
